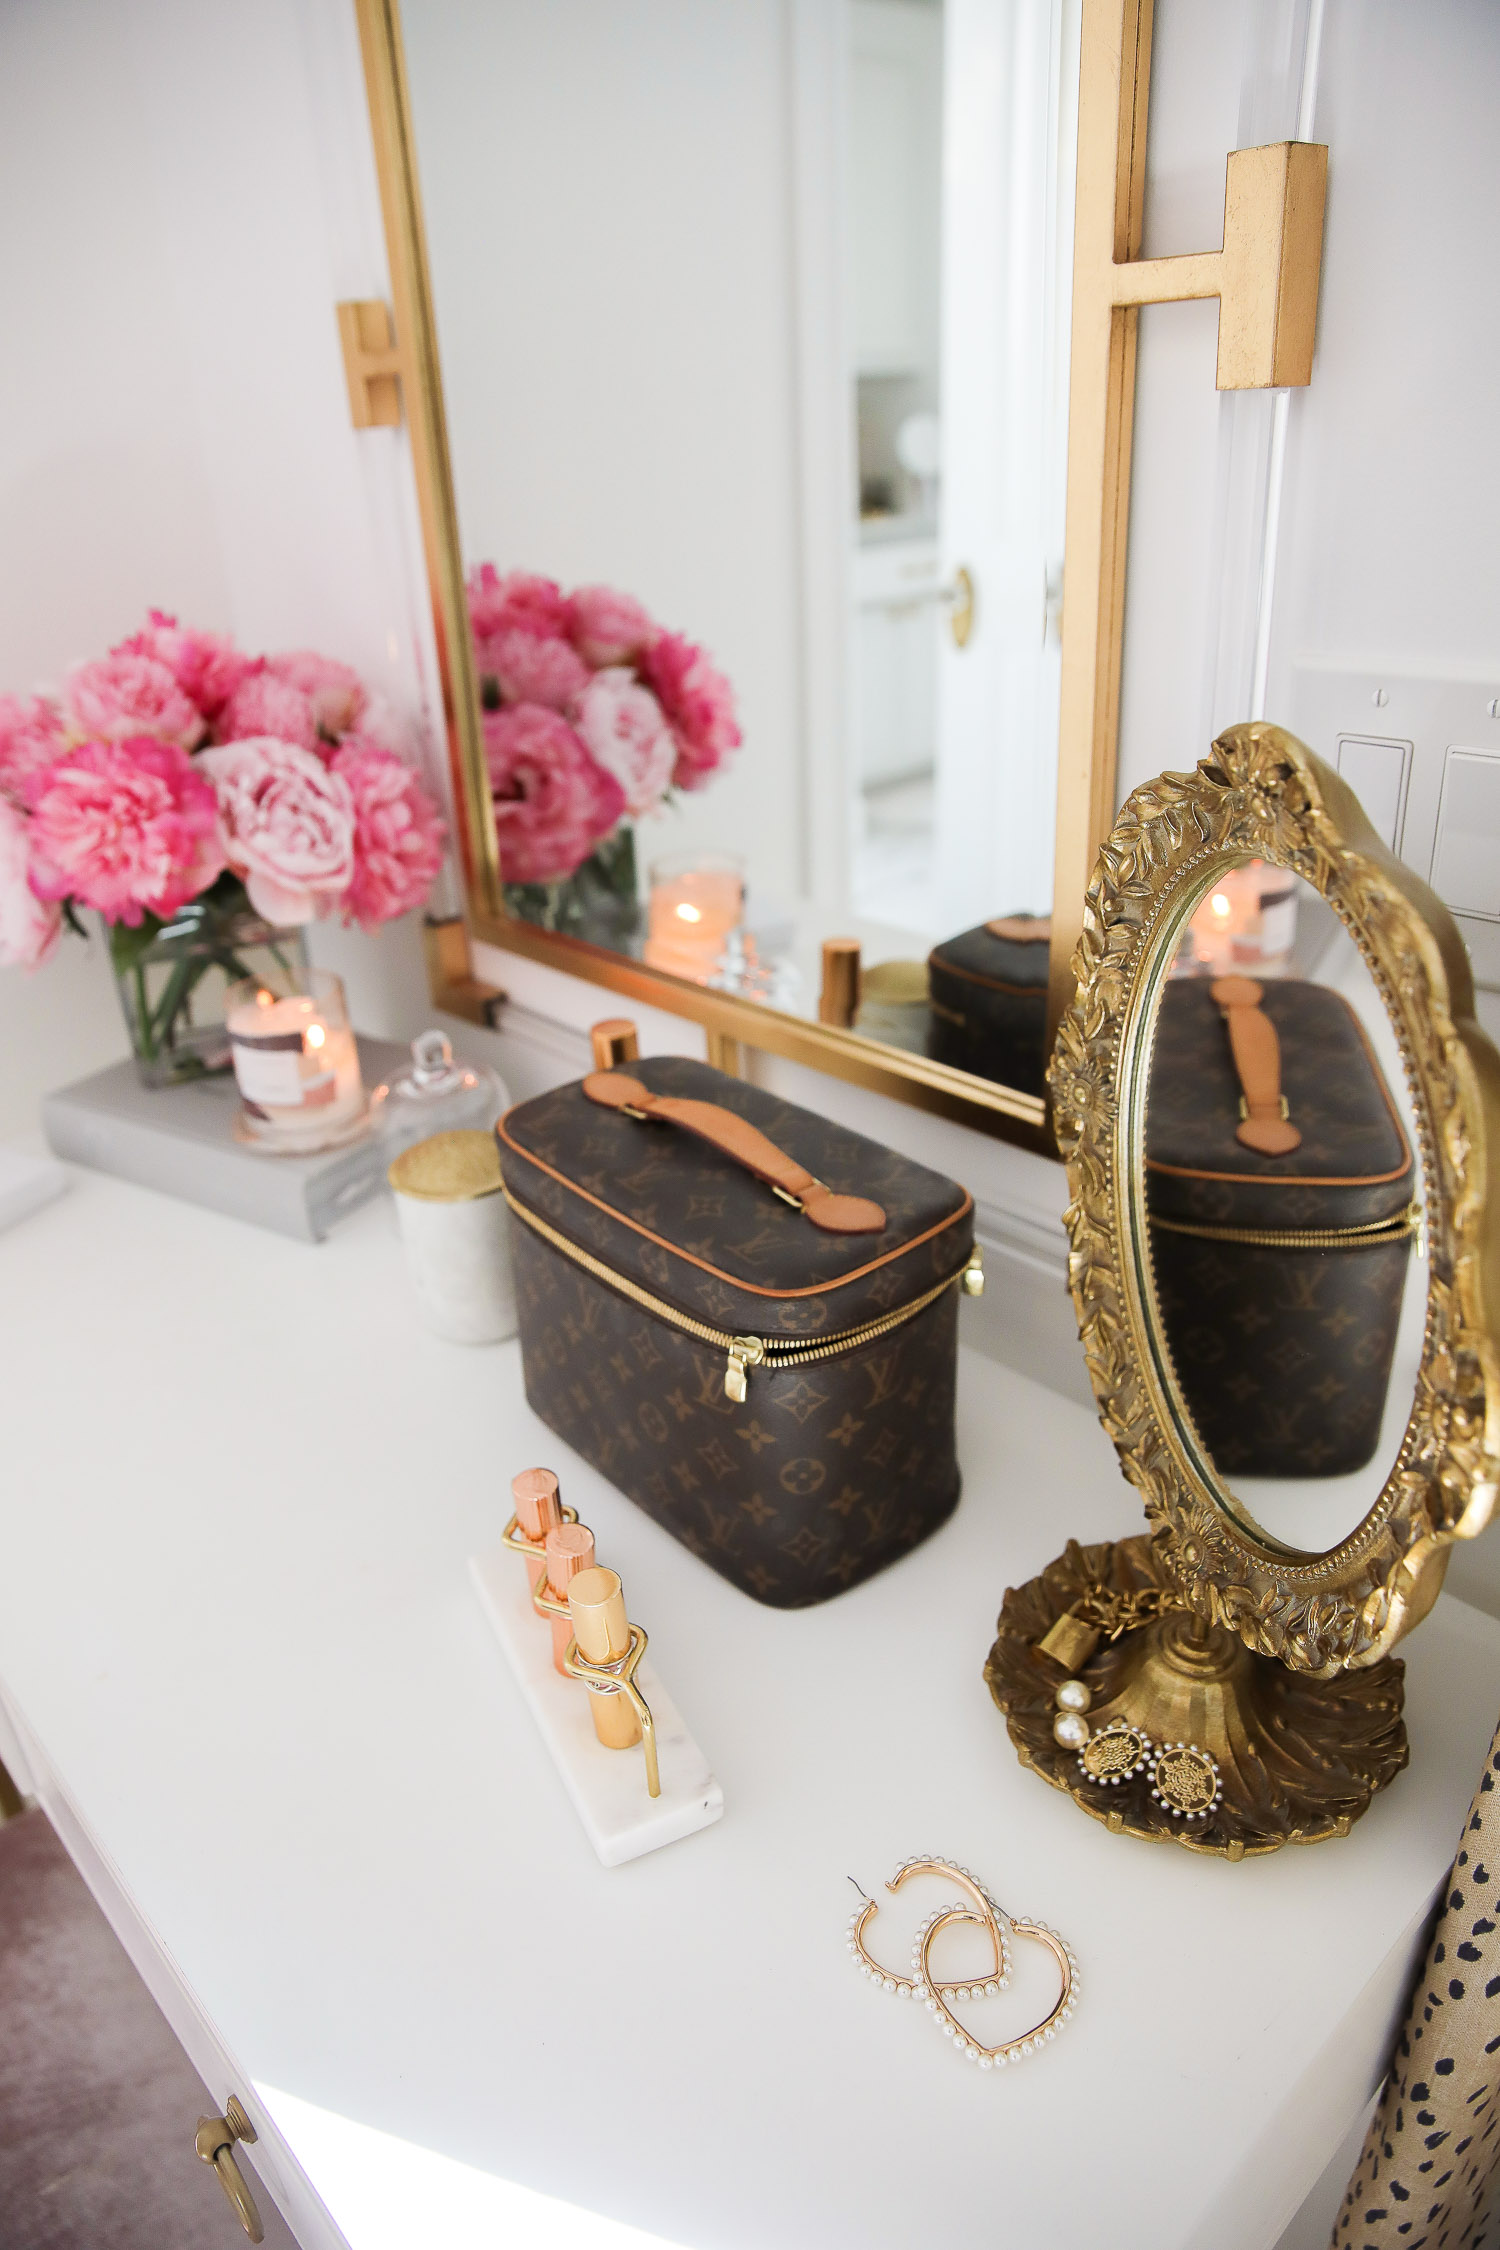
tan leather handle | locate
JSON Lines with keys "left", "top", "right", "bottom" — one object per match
{"left": 1209, "top": 976, "right": 1302, "bottom": 1155}
{"left": 582, "top": 1072, "right": 887, "bottom": 1233}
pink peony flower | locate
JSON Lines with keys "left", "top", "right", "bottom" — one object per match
{"left": 330, "top": 739, "right": 446, "bottom": 929}
{"left": 64, "top": 650, "right": 205, "bottom": 752}
{"left": 0, "top": 695, "right": 68, "bottom": 808}
{"left": 482, "top": 703, "right": 625, "bottom": 884}
{"left": 639, "top": 632, "right": 741, "bottom": 791}
{"left": 466, "top": 565, "right": 569, "bottom": 645}
{"left": 215, "top": 664, "right": 319, "bottom": 754}
{"left": 571, "top": 667, "right": 675, "bottom": 818}
{"left": 27, "top": 738, "right": 226, "bottom": 926}
{"left": 198, "top": 737, "right": 355, "bottom": 926}
{"left": 118, "top": 611, "right": 250, "bottom": 722}
{"left": 0, "top": 799, "right": 60, "bottom": 967}
{"left": 482, "top": 629, "right": 592, "bottom": 711}
{"left": 266, "top": 649, "right": 366, "bottom": 740}
{"left": 567, "top": 585, "right": 658, "bottom": 669}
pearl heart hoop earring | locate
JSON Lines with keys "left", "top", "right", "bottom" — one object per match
{"left": 846, "top": 1857, "right": 1079, "bottom": 2071}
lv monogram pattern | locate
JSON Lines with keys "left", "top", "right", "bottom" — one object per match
{"left": 500, "top": 1056, "right": 972, "bottom": 1340}
{"left": 1145, "top": 978, "right": 1415, "bottom": 1480}
{"left": 1149, "top": 1229, "right": 1411, "bottom": 1479}
{"left": 510, "top": 1215, "right": 963, "bottom": 1608}
{"left": 927, "top": 925, "right": 1049, "bottom": 1095}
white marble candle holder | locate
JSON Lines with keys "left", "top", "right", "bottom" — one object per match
{"left": 468, "top": 1545, "right": 723, "bottom": 1867}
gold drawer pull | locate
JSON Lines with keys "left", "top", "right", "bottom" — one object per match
{"left": 196, "top": 2096, "right": 264, "bottom": 2242}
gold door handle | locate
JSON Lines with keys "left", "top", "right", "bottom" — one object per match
{"left": 196, "top": 2096, "right": 264, "bottom": 2242}
{"left": 946, "top": 566, "right": 975, "bottom": 648}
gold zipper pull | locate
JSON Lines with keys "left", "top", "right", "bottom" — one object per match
{"left": 724, "top": 1336, "right": 765, "bottom": 1402}
{"left": 963, "top": 1245, "right": 985, "bottom": 1297}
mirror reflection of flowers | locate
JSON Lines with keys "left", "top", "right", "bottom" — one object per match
{"left": 466, "top": 566, "right": 741, "bottom": 932}
{"left": 0, "top": 612, "right": 447, "bottom": 1075}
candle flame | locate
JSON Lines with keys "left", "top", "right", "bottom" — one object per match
{"left": 256, "top": 987, "right": 273, "bottom": 1007}
{"left": 306, "top": 1022, "right": 326, "bottom": 1049}
{"left": 675, "top": 902, "right": 702, "bottom": 924}
{"left": 1210, "top": 893, "right": 1232, "bottom": 920}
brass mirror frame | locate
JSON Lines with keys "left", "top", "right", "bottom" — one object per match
{"left": 1049, "top": 722, "right": 1500, "bottom": 1679}
{"left": 353, "top": 0, "right": 1325, "bottom": 1148}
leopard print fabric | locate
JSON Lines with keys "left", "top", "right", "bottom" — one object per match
{"left": 1333, "top": 1728, "right": 1500, "bottom": 2247}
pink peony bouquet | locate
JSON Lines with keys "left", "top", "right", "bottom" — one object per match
{"left": 466, "top": 566, "right": 740, "bottom": 893}
{"left": 0, "top": 612, "right": 446, "bottom": 973}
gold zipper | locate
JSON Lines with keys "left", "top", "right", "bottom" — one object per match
{"left": 1148, "top": 1203, "right": 1420, "bottom": 1250}
{"left": 502, "top": 1185, "right": 981, "bottom": 1401}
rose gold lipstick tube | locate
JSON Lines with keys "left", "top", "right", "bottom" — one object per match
{"left": 511, "top": 1467, "right": 562, "bottom": 1590}
{"left": 542, "top": 1522, "right": 596, "bottom": 1673}
{"left": 566, "top": 1566, "right": 643, "bottom": 1749}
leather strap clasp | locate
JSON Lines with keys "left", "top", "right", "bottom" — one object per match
{"left": 1209, "top": 976, "right": 1302, "bottom": 1155}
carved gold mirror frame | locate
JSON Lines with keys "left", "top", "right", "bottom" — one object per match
{"left": 352, "top": 0, "right": 1325, "bottom": 1147}
{"left": 1052, "top": 723, "right": 1500, "bottom": 1675}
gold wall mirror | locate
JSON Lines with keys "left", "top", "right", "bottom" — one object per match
{"left": 351, "top": 0, "right": 1327, "bottom": 1146}
{"left": 989, "top": 724, "right": 1500, "bottom": 1856}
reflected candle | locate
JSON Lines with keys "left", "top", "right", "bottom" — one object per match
{"left": 644, "top": 854, "right": 744, "bottom": 983}
{"left": 225, "top": 968, "right": 365, "bottom": 1152}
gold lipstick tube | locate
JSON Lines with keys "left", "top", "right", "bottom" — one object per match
{"left": 567, "top": 1566, "right": 643, "bottom": 1749}
{"left": 542, "top": 1522, "right": 596, "bottom": 1674}
{"left": 511, "top": 1468, "right": 562, "bottom": 1590}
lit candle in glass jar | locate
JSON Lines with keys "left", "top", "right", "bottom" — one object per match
{"left": 225, "top": 968, "right": 366, "bottom": 1152}
{"left": 644, "top": 853, "right": 744, "bottom": 983}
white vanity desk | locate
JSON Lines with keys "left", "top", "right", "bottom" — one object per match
{"left": 3, "top": 1168, "right": 1498, "bottom": 2250}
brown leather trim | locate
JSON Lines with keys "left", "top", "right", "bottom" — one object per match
{"left": 1146, "top": 991, "right": 1413, "bottom": 1190}
{"left": 927, "top": 953, "right": 1046, "bottom": 998}
{"left": 496, "top": 1112, "right": 972, "bottom": 1299}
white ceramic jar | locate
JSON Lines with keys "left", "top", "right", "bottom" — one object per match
{"left": 388, "top": 1130, "right": 516, "bottom": 1345}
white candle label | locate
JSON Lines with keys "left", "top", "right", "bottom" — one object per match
{"left": 231, "top": 1033, "right": 307, "bottom": 1109}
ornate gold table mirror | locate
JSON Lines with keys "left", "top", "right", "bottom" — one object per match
{"left": 988, "top": 722, "right": 1500, "bottom": 1857}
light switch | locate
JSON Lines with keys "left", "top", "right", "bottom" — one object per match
{"left": 1431, "top": 747, "right": 1500, "bottom": 921}
{"left": 1335, "top": 735, "right": 1410, "bottom": 851}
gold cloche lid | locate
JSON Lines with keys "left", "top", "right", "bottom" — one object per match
{"left": 387, "top": 1129, "right": 503, "bottom": 1202}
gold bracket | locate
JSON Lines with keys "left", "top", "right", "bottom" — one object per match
{"left": 421, "top": 915, "right": 506, "bottom": 1029}
{"left": 499, "top": 1506, "right": 581, "bottom": 1570}
{"left": 336, "top": 297, "right": 406, "bottom": 428}
{"left": 1048, "top": 0, "right": 1328, "bottom": 1062}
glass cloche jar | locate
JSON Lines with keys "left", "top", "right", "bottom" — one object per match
{"left": 368, "top": 1030, "right": 508, "bottom": 1165}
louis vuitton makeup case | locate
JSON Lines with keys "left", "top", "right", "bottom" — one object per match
{"left": 497, "top": 1056, "right": 980, "bottom": 1606}
{"left": 927, "top": 916, "right": 1050, "bottom": 1092}
{"left": 1146, "top": 976, "right": 1418, "bottom": 1480}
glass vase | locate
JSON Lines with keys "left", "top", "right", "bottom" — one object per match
{"left": 503, "top": 824, "right": 641, "bottom": 945}
{"left": 109, "top": 888, "right": 310, "bottom": 1089}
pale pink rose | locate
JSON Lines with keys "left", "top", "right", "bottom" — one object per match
{"left": 330, "top": 739, "right": 446, "bottom": 929}
{"left": 266, "top": 650, "right": 366, "bottom": 740}
{"left": 198, "top": 737, "right": 355, "bottom": 925}
{"left": 0, "top": 695, "right": 68, "bottom": 807}
{"left": 482, "top": 629, "right": 592, "bottom": 711}
{"left": 64, "top": 650, "right": 204, "bottom": 751}
{"left": 567, "top": 585, "right": 658, "bottom": 669}
{"left": 571, "top": 667, "right": 675, "bottom": 817}
{"left": 466, "top": 565, "right": 569, "bottom": 645}
{"left": 118, "top": 611, "right": 250, "bottom": 721}
{"left": 216, "top": 666, "right": 319, "bottom": 754}
{"left": 639, "top": 631, "right": 741, "bottom": 791}
{"left": 482, "top": 703, "right": 625, "bottom": 884}
{"left": 27, "top": 738, "right": 226, "bottom": 926}
{"left": 0, "top": 799, "right": 60, "bottom": 967}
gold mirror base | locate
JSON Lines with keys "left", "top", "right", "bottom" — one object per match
{"left": 985, "top": 1535, "right": 1408, "bottom": 1860}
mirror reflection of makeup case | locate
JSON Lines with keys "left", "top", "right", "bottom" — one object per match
{"left": 497, "top": 1057, "right": 977, "bottom": 1607}
{"left": 926, "top": 918, "right": 1050, "bottom": 1094}
{"left": 1145, "top": 979, "right": 1418, "bottom": 1480}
